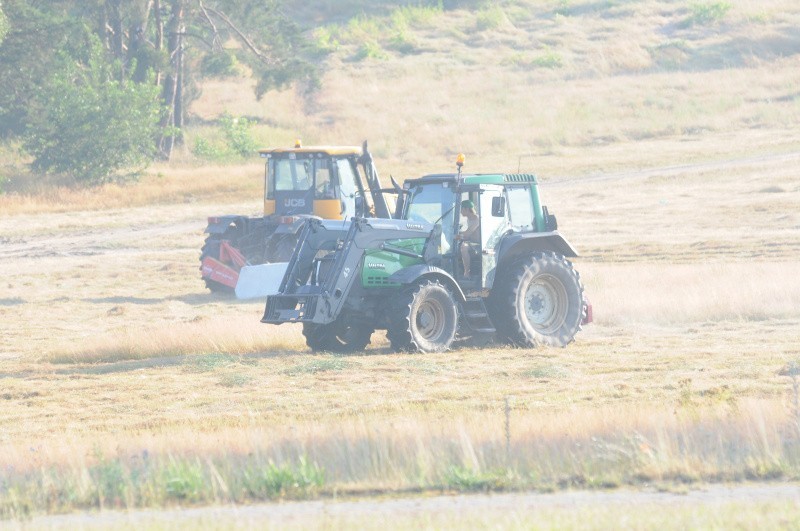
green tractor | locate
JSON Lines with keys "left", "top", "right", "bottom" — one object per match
{"left": 261, "top": 157, "right": 591, "bottom": 352}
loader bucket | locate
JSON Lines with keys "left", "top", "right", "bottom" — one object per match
{"left": 234, "top": 262, "right": 289, "bottom": 300}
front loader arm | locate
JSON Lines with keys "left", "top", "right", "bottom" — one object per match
{"left": 262, "top": 217, "right": 436, "bottom": 326}
{"left": 359, "top": 141, "right": 392, "bottom": 220}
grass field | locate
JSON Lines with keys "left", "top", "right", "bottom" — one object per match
{"left": 2, "top": 0, "right": 800, "bottom": 525}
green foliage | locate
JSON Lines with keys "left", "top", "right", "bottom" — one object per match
{"left": 192, "top": 138, "right": 229, "bottom": 161}
{"left": 687, "top": 1, "right": 732, "bottom": 25}
{"left": 23, "top": 42, "right": 162, "bottom": 184}
{"left": 554, "top": 0, "right": 572, "bottom": 16}
{"left": 185, "top": 353, "right": 238, "bottom": 372}
{"left": 0, "top": 4, "right": 8, "bottom": 44}
{"left": 201, "top": 50, "right": 241, "bottom": 78}
{"left": 284, "top": 358, "right": 354, "bottom": 375}
{"left": 221, "top": 114, "right": 258, "bottom": 157}
{"left": 161, "top": 459, "right": 207, "bottom": 502}
{"left": 191, "top": 114, "right": 257, "bottom": 161}
{"left": 319, "top": 2, "right": 445, "bottom": 58}
{"left": 218, "top": 372, "right": 253, "bottom": 387}
{"left": 354, "top": 40, "right": 389, "bottom": 61}
{"left": 312, "top": 26, "right": 340, "bottom": 53}
{"left": 508, "top": 49, "right": 564, "bottom": 70}
{"left": 532, "top": 50, "right": 564, "bottom": 69}
{"left": 443, "top": 466, "right": 516, "bottom": 491}
{"left": 391, "top": 2, "right": 443, "bottom": 28}
{"left": 241, "top": 457, "right": 325, "bottom": 499}
{"left": 0, "top": 1, "right": 91, "bottom": 137}
{"left": 522, "top": 364, "right": 569, "bottom": 379}
{"left": 220, "top": 1, "right": 323, "bottom": 97}
{"left": 90, "top": 456, "right": 129, "bottom": 507}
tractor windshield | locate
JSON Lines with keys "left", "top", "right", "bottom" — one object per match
{"left": 403, "top": 183, "right": 456, "bottom": 253}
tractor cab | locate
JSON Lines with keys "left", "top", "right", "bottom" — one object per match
{"left": 260, "top": 143, "right": 387, "bottom": 221}
{"left": 400, "top": 171, "right": 557, "bottom": 292}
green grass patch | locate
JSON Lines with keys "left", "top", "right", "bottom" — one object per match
{"left": 185, "top": 353, "right": 239, "bottom": 373}
{"left": 522, "top": 364, "right": 569, "bottom": 379}
{"left": 283, "top": 357, "right": 356, "bottom": 375}
{"left": 0, "top": 455, "right": 324, "bottom": 519}
{"left": 443, "top": 466, "right": 517, "bottom": 491}
{"left": 218, "top": 372, "right": 254, "bottom": 387}
{"left": 354, "top": 40, "right": 389, "bottom": 61}
{"left": 476, "top": 4, "right": 507, "bottom": 31}
{"left": 508, "top": 49, "right": 564, "bottom": 70}
{"left": 686, "top": 1, "right": 732, "bottom": 26}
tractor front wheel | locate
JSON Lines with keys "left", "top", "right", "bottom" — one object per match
{"left": 387, "top": 280, "right": 458, "bottom": 353}
{"left": 489, "top": 252, "right": 585, "bottom": 347}
{"left": 303, "top": 318, "right": 374, "bottom": 353}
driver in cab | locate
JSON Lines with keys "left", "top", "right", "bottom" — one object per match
{"left": 455, "top": 199, "right": 479, "bottom": 277}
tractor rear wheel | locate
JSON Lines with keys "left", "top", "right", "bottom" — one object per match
{"left": 387, "top": 280, "right": 458, "bottom": 353}
{"left": 489, "top": 252, "right": 585, "bottom": 347}
{"left": 303, "top": 318, "right": 374, "bottom": 353}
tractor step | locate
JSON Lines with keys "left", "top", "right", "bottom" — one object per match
{"left": 461, "top": 298, "right": 496, "bottom": 334}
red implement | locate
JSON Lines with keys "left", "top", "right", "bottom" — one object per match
{"left": 200, "top": 241, "right": 248, "bottom": 288}
{"left": 582, "top": 298, "right": 593, "bottom": 325}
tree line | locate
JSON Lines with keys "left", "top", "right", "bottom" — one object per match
{"left": 0, "top": 0, "right": 319, "bottom": 184}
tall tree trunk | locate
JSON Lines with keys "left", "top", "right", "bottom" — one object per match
{"left": 98, "top": 2, "right": 110, "bottom": 51}
{"left": 153, "top": 0, "right": 163, "bottom": 86}
{"left": 158, "top": 0, "right": 183, "bottom": 160}
{"left": 108, "top": 0, "right": 124, "bottom": 60}
{"left": 174, "top": 38, "right": 184, "bottom": 147}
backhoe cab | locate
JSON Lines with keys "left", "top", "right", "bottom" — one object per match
{"left": 262, "top": 155, "right": 591, "bottom": 352}
{"left": 200, "top": 141, "right": 391, "bottom": 295}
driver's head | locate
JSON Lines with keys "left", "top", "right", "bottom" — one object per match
{"left": 460, "top": 199, "right": 475, "bottom": 214}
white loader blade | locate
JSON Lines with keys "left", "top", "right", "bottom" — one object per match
{"left": 235, "top": 262, "right": 289, "bottom": 300}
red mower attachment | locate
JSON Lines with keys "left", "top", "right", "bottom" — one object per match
{"left": 200, "top": 241, "right": 248, "bottom": 289}
{"left": 582, "top": 296, "right": 593, "bottom": 325}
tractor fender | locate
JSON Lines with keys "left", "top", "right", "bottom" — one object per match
{"left": 388, "top": 265, "right": 466, "bottom": 303}
{"left": 495, "top": 231, "right": 579, "bottom": 265}
{"left": 272, "top": 215, "right": 321, "bottom": 235}
{"left": 205, "top": 215, "right": 250, "bottom": 235}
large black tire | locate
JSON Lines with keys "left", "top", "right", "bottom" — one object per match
{"left": 200, "top": 234, "right": 234, "bottom": 294}
{"left": 303, "top": 318, "right": 374, "bottom": 353}
{"left": 387, "top": 280, "right": 459, "bottom": 353}
{"left": 489, "top": 252, "right": 585, "bottom": 347}
{"left": 268, "top": 234, "right": 298, "bottom": 262}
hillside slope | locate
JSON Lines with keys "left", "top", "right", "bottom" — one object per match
{"left": 191, "top": 0, "right": 800, "bottom": 177}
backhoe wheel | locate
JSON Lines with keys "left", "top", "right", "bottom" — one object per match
{"left": 303, "top": 319, "right": 374, "bottom": 353}
{"left": 387, "top": 280, "right": 459, "bottom": 353}
{"left": 200, "top": 234, "right": 234, "bottom": 294}
{"left": 489, "top": 252, "right": 585, "bottom": 348}
{"left": 269, "top": 235, "right": 298, "bottom": 262}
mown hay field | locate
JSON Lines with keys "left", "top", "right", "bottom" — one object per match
{"left": 2, "top": 0, "right": 800, "bottom": 525}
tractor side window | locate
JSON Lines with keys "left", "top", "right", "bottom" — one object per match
{"left": 479, "top": 186, "right": 511, "bottom": 286}
{"left": 315, "top": 160, "right": 334, "bottom": 199}
{"left": 336, "top": 159, "right": 359, "bottom": 217}
{"left": 506, "top": 186, "right": 534, "bottom": 231}
{"left": 480, "top": 187, "right": 511, "bottom": 250}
